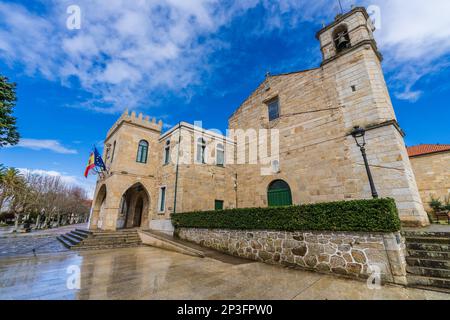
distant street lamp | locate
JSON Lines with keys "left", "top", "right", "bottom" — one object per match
{"left": 351, "top": 126, "right": 379, "bottom": 199}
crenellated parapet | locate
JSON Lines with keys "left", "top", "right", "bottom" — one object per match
{"left": 106, "top": 109, "right": 163, "bottom": 141}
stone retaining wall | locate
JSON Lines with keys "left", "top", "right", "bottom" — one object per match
{"left": 176, "top": 228, "right": 408, "bottom": 285}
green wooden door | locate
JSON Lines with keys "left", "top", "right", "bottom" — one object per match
{"left": 267, "top": 180, "right": 293, "bottom": 207}
{"left": 268, "top": 188, "right": 292, "bottom": 207}
{"left": 215, "top": 200, "right": 224, "bottom": 210}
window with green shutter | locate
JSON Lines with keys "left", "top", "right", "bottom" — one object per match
{"left": 215, "top": 200, "right": 224, "bottom": 211}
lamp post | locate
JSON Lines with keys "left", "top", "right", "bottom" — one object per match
{"left": 351, "top": 126, "right": 379, "bottom": 199}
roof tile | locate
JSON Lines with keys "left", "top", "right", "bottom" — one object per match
{"left": 407, "top": 144, "right": 450, "bottom": 157}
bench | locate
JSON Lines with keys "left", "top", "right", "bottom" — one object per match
{"left": 434, "top": 211, "right": 450, "bottom": 224}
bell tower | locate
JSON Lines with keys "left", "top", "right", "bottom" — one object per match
{"left": 315, "top": 7, "right": 429, "bottom": 227}
{"left": 316, "top": 7, "right": 382, "bottom": 64}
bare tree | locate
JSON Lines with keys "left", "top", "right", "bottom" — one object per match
{"left": 0, "top": 166, "right": 91, "bottom": 231}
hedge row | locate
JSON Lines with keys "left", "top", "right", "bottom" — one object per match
{"left": 171, "top": 198, "right": 401, "bottom": 232}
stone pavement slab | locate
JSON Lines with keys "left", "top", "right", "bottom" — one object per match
{"left": 0, "top": 246, "right": 448, "bottom": 300}
{"left": 0, "top": 224, "right": 87, "bottom": 258}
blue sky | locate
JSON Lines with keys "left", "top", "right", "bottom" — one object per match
{"left": 1, "top": 0, "right": 449, "bottom": 197}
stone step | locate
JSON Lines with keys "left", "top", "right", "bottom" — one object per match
{"left": 75, "top": 229, "right": 92, "bottom": 235}
{"left": 90, "top": 234, "right": 140, "bottom": 240}
{"left": 90, "top": 230, "right": 139, "bottom": 236}
{"left": 67, "top": 232, "right": 85, "bottom": 242}
{"left": 58, "top": 230, "right": 142, "bottom": 251}
{"left": 406, "top": 242, "right": 449, "bottom": 252}
{"left": 56, "top": 236, "right": 73, "bottom": 249}
{"left": 61, "top": 234, "right": 82, "bottom": 246}
{"left": 406, "top": 257, "right": 450, "bottom": 269}
{"left": 407, "top": 275, "right": 450, "bottom": 290}
{"left": 407, "top": 266, "right": 450, "bottom": 279}
{"left": 403, "top": 231, "right": 450, "bottom": 238}
{"left": 407, "top": 250, "right": 450, "bottom": 260}
{"left": 89, "top": 233, "right": 140, "bottom": 238}
{"left": 82, "top": 236, "right": 141, "bottom": 242}
{"left": 79, "top": 240, "right": 141, "bottom": 246}
{"left": 404, "top": 236, "right": 450, "bottom": 245}
{"left": 72, "top": 243, "right": 142, "bottom": 251}
{"left": 71, "top": 230, "right": 89, "bottom": 239}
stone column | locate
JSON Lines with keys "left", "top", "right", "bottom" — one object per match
{"left": 383, "top": 232, "right": 408, "bottom": 285}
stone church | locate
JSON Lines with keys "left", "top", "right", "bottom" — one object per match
{"left": 89, "top": 7, "right": 429, "bottom": 234}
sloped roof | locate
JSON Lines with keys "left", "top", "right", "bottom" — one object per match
{"left": 407, "top": 144, "right": 450, "bottom": 157}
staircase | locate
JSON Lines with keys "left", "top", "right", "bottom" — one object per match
{"left": 57, "top": 228, "right": 142, "bottom": 250}
{"left": 404, "top": 230, "right": 450, "bottom": 291}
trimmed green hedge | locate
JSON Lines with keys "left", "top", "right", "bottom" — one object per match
{"left": 171, "top": 198, "right": 401, "bottom": 232}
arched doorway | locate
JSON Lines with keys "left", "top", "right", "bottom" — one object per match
{"left": 117, "top": 183, "right": 149, "bottom": 229}
{"left": 267, "top": 180, "right": 292, "bottom": 207}
{"left": 90, "top": 184, "right": 107, "bottom": 230}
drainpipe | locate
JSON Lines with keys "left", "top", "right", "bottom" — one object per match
{"left": 235, "top": 172, "right": 238, "bottom": 209}
{"left": 173, "top": 123, "right": 182, "bottom": 214}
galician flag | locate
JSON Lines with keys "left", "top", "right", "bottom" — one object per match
{"left": 84, "top": 147, "right": 107, "bottom": 178}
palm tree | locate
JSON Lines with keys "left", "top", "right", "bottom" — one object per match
{"left": 0, "top": 165, "right": 11, "bottom": 211}
{"left": 0, "top": 164, "right": 6, "bottom": 213}
{"left": 0, "top": 168, "right": 25, "bottom": 231}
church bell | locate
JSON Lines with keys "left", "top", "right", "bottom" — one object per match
{"left": 336, "top": 32, "right": 350, "bottom": 50}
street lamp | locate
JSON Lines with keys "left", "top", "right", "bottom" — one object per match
{"left": 351, "top": 126, "right": 379, "bottom": 199}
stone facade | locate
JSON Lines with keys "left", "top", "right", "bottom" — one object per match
{"left": 228, "top": 7, "right": 427, "bottom": 226}
{"left": 409, "top": 151, "right": 450, "bottom": 211}
{"left": 90, "top": 120, "right": 236, "bottom": 233}
{"left": 88, "top": 7, "right": 429, "bottom": 232}
{"left": 177, "top": 228, "right": 407, "bottom": 285}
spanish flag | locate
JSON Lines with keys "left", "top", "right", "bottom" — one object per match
{"left": 84, "top": 152, "right": 95, "bottom": 178}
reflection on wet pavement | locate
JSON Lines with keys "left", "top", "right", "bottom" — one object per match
{"left": 0, "top": 246, "right": 448, "bottom": 300}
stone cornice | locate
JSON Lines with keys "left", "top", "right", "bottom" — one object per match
{"left": 347, "top": 120, "right": 406, "bottom": 138}
{"left": 316, "top": 7, "right": 369, "bottom": 39}
{"left": 321, "top": 40, "right": 383, "bottom": 66}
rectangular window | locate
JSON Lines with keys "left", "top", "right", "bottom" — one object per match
{"left": 164, "top": 148, "right": 170, "bottom": 165}
{"left": 111, "top": 141, "right": 116, "bottom": 163}
{"left": 136, "top": 141, "right": 149, "bottom": 164}
{"left": 216, "top": 149, "right": 224, "bottom": 167}
{"left": 267, "top": 98, "right": 280, "bottom": 121}
{"left": 159, "top": 187, "right": 166, "bottom": 213}
{"left": 215, "top": 200, "right": 224, "bottom": 211}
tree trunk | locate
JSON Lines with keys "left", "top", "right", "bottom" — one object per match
{"left": 56, "top": 213, "right": 61, "bottom": 227}
{"left": 43, "top": 215, "right": 49, "bottom": 229}
{"left": 35, "top": 214, "right": 41, "bottom": 230}
{"left": 13, "top": 213, "right": 21, "bottom": 232}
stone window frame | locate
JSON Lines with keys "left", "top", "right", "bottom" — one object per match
{"left": 163, "top": 139, "right": 171, "bottom": 165}
{"left": 216, "top": 142, "right": 225, "bottom": 167}
{"left": 196, "top": 137, "right": 208, "bottom": 164}
{"left": 265, "top": 96, "right": 280, "bottom": 122}
{"left": 136, "top": 140, "right": 149, "bottom": 164}
{"left": 158, "top": 186, "right": 167, "bottom": 214}
{"left": 332, "top": 23, "right": 351, "bottom": 54}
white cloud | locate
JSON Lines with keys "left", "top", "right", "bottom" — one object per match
{"left": 0, "top": 0, "right": 449, "bottom": 110}
{"left": 395, "top": 90, "right": 423, "bottom": 103}
{"left": 373, "top": 0, "right": 450, "bottom": 61}
{"left": 0, "top": 0, "right": 333, "bottom": 113}
{"left": 364, "top": 0, "right": 450, "bottom": 102}
{"left": 16, "top": 139, "right": 77, "bottom": 154}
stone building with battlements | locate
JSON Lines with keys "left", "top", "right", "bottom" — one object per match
{"left": 89, "top": 7, "right": 429, "bottom": 234}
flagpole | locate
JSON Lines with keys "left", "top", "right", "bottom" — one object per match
{"left": 337, "top": 0, "right": 344, "bottom": 14}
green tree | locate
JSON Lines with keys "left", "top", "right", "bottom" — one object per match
{"left": 0, "top": 76, "right": 20, "bottom": 147}
{"left": 0, "top": 168, "right": 25, "bottom": 229}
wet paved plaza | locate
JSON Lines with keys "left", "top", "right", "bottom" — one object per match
{"left": 0, "top": 246, "right": 449, "bottom": 300}
{"left": 0, "top": 224, "right": 86, "bottom": 258}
